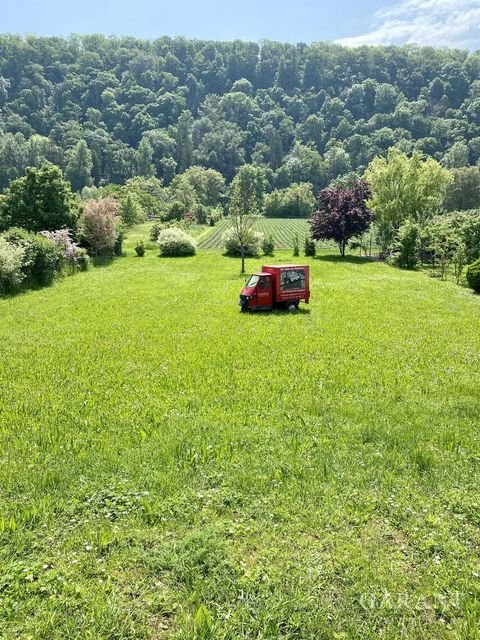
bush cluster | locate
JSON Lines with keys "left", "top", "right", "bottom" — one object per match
{"left": 41, "top": 229, "right": 87, "bottom": 271}
{"left": 390, "top": 220, "right": 420, "bottom": 269}
{"left": 1, "top": 227, "right": 61, "bottom": 290}
{"left": 424, "top": 211, "right": 480, "bottom": 262}
{"left": 208, "top": 207, "right": 223, "bottom": 226}
{"left": 0, "top": 237, "right": 26, "bottom": 295}
{"left": 0, "top": 227, "right": 89, "bottom": 296}
{"left": 150, "top": 220, "right": 196, "bottom": 242}
{"left": 222, "top": 228, "right": 263, "bottom": 257}
{"left": 150, "top": 222, "right": 162, "bottom": 242}
{"left": 80, "top": 197, "right": 122, "bottom": 257}
{"left": 304, "top": 237, "right": 316, "bottom": 257}
{"left": 264, "top": 183, "right": 316, "bottom": 218}
{"left": 157, "top": 228, "right": 197, "bottom": 257}
{"left": 25, "top": 234, "right": 62, "bottom": 287}
{"left": 262, "top": 234, "right": 275, "bottom": 256}
{"left": 377, "top": 207, "right": 480, "bottom": 285}
{"left": 466, "top": 259, "right": 480, "bottom": 292}
{"left": 135, "top": 241, "right": 145, "bottom": 257}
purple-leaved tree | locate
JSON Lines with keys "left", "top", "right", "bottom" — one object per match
{"left": 310, "top": 180, "right": 373, "bottom": 257}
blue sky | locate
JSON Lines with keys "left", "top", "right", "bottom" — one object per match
{"left": 3, "top": 0, "right": 480, "bottom": 48}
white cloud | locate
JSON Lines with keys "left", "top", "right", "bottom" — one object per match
{"left": 337, "top": 0, "right": 480, "bottom": 49}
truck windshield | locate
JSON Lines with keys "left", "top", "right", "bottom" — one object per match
{"left": 246, "top": 275, "right": 260, "bottom": 287}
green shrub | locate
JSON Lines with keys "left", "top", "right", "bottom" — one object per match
{"left": 2, "top": 227, "right": 61, "bottom": 287}
{"left": 262, "top": 234, "right": 275, "bottom": 256}
{"left": 264, "top": 183, "right": 315, "bottom": 218}
{"left": 0, "top": 237, "right": 26, "bottom": 295}
{"left": 119, "top": 193, "right": 144, "bottom": 226}
{"left": 293, "top": 233, "right": 300, "bottom": 257}
{"left": 392, "top": 220, "right": 420, "bottom": 269}
{"left": 158, "top": 228, "right": 197, "bottom": 257}
{"left": 466, "top": 258, "right": 480, "bottom": 292}
{"left": 452, "top": 247, "right": 467, "bottom": 284}
{"left": 424, "top": 210, "right": 480, "bottom": 270}
{"left": 114, "top": 227, "right": 126, "bottom": 256}
{"left": 75, "top": 247, "right": 90, "bottom": 271}
{"left": 222, "top": 228, "right": 263, "bottom": 257}
{"left": 462, "top": 212, "right": 480, "bottom": 262}
{"left": 41, "top": 229, "right": 81, "bottom": 271}
{"left": 208, "top": 207, "right": 223, "bottom": 226}
{"left": 304, "top": 236, "right": 316, "bottom": 257}
{"left": 425, "top": 217, "right": 462, "bottom": 280}
{"left": 151, "top": 220, "right": 195, "bottom": 243}
{"left": 1, "top": 227, "right": 30, "bottom": 244}
{"left": 24, "top": 234, "right": 62, "bottom": 287}
{"left": 194, "top": 204, "right": 208, "bottom": 224}
{"left": 135, "top": 241, "right": 145, "bottom": 257}
{"left": 150, "top": 222, "right": 162, "bottom": 241}
{"left": 164, "top": 201, "right": 185, "bottom": 222}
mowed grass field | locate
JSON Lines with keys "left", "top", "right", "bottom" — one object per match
{"left": 198, "top": 218, "right": 311, "bottom": 249}
{"left": 1, "top": 243, "right": 480, "bottom": 639}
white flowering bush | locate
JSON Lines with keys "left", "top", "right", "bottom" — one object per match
{"left": 157, "top": 228, "right": 197, "bottom": 257}
{"left": 41, "top": 229, "right": 80, "bottom": 268}
{"left": 0, "top": 237, "right": 26, "bottom": 295}
{"left": 2, "top": 228, "right": 61, "bottom": 288}
{"left": 222, "top": 228, "right": 263, "bottom": 257}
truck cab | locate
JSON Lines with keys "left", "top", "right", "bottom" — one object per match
{"left": 239, "top": 265, "right": 310, "bottom": 312}
{"left": 240, "top": 272, "right": 274, "bottom": 311}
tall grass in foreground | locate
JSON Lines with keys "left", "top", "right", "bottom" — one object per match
{"left": 0, "top": 249, "right": 479, "bottom": 639}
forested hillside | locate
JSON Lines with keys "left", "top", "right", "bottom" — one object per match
{"left": 1, "top": 34, "right": 480, "bottom": 192}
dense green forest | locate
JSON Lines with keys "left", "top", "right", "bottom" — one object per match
{"left": 1, "top": 34, "right": 480, "bottom": 194}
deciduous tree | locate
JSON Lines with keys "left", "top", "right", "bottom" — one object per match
{"left": 79, "top": 197, "right": 120, "bottom": 256}
{"left": 443, "top": 167, "right": 480, "bottom": 211}
{"left": 264, "top": 182, "right": 315, "bottom": 218}
{"left": 364, "top": 147, "right": 452, "bottom": 252}
{"left": 0, "top": 164, "right": 79, "bottom": 232}
{"left": 228, "top": 165, "right": 266, "bottom": 273}
{"left": 310, "top": 179, "right": 373, "bottom": 256}
{"left": 65, "top": 140, "right": 93, "bottom": 192}
{"left": 135, "top": 137, "right": 156, "bottom": 178}
{"left": 175, "top": 110, "right": 193, "bottom": 173}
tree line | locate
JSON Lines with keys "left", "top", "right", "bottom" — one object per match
{"left": 309, "top": 149, "right": 480, "bottom": 291}
{"left": 1, "top": 150, "right": 479, "bottom": 293}
{"left": 2, "top": 34, "right": 480, "bottom": 205}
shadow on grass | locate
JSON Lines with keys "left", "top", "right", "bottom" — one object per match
{"left": 0, "top": 279, "right": 56, "bottom": 300}
{"left": 274, "top": 307, "right": 311, "bottom": 315}
{"left": 242, "top": 307, "right": 312, "bottom": 316}
{"left": 156, "top": 253, "right": 196, "bottom": 258}
{"left": 314, "top": 254, "right": 375, "bottom": 264}
{"left": 221, "top": 253, "right": 261, "bottom": 261}
{"left": 91, "top": 255, "right": 115, "bottom": 268}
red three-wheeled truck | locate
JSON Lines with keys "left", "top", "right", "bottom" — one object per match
{"left": 239, "top": 264, "right": 310, "bottom": 312}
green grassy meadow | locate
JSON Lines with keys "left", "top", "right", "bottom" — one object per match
{"left": 1, "top": 241, "right": 480, "bottom": 639}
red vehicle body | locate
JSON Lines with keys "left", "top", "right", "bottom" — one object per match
{"left": 239, "top": 264, "right": 310, "bottom": 312}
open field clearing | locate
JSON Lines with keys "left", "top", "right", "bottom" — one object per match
{"left": 198, "top": 218, "right": 312, "bottom": 249}
{"left": 1, "top": 249, "right": 480, "bottom": 639}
